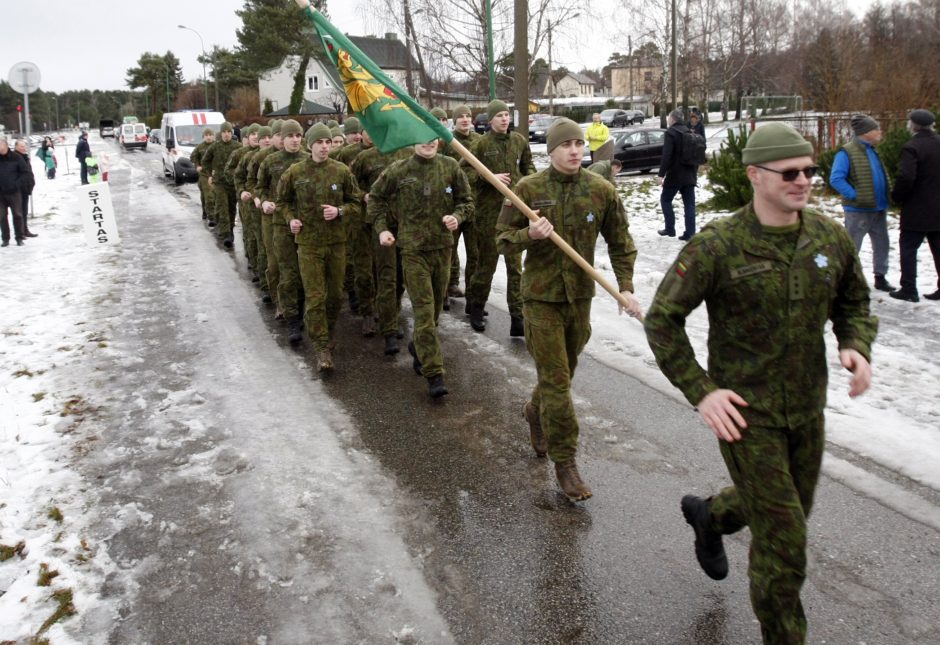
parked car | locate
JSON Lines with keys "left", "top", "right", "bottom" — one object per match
{"left": 581, "top": 127, "right": 667, "bottom": 173}
{"left": 599, "top": 108, "right": 645, "bottom": 127}
{"left": 473, "top": 112, "right": 489, "bottom": 134}
{"left": 149, "top": 128, "right": 163, "bottom": 145}
{"left": 99, "top": 119, "right": 115, "bottom": 138}
{"left": 119, "top": 123, "right": 148, "bottom": 151}
{"left": 528, "top": 115, "right": 558, "bottom": 143}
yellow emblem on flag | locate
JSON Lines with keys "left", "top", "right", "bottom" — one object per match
{"left": 336, "top": 49, "right": 405, "bottom": 114}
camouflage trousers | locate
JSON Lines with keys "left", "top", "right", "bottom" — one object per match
{"left": 260, "top": 213, "right": 279, "bottom": 303}
{"left": 468, "top": 213, "right": 522, "bottom": 316}
{"left": 239, "top": 200, "right": 260, "bottom": 277}
{"left": 297, "top": 242, "right": 346, "bottom": 350}
{"left": 349, "top": 220, "right": 376, "bottom": 317}
{"left": 375, "top": 233, "right": 404, "bottom": 337}
{"left": 449, "top": 220, "right": 478, "bottom": 290}
{"left": 708, "top": 417, "right": 825, "bottom": 645}
{"left": 198, "top": 174, "right": 215, "bottom": 219}
{"left": 272, "top": 223, "right": 302, "bottom": 319}
{"left": 523, "top": 299, "right": 592, "bottom": 463}
{"left": 212, "top": 183, "right": 237, "bottom": 236}
{"left": 402, "top": 247, "right": 452, "bottom": 378}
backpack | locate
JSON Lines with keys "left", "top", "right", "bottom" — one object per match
{"left": 680, "top": 130, "right": 707, "bottom": 166}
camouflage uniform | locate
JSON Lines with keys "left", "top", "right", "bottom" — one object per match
{"left": 190, "top": 138, "right": 215, "bottom": 220}
{"left": 644, "top": 203, "right": 878, "bottom": 644}
{"left": 233, "top": 143, "right": 263, "bottom": 272}
{"left": 352, "top": 146, "right": 413, "bottom": 336}
{"left": 370, "top": 153, "right": 473, "bottom": 377}
{"left": 277, "top": 157, "right": 361, "bottom": 349}
{"left": 202, "top": 136, "right": 241, "bottom": 238}
{"left": 257, "top": 148, "right": 307, "bottom": 316}
{"left": 246, "top": 142, "right": 279, "bottom": 294}
{"left": 496, "top": 167, "right": 637, "bottom": 462}
{"left": 464, "top": 130, "right": 535, "bottom": 316}
{"left": 331, "top": 141, "right": 370, "bottom": 307}
{"left": 444, "top": 128, "right": 482, "bottom": 292}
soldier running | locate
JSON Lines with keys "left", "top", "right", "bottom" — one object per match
{"left": 190, "top": 128, "right": 216, "bottom": 221}
{"left": 202, "top": 122, "right": 241, "bottom": 247}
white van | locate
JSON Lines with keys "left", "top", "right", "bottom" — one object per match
{"left": 161, "top": 111, "right": 225, "bottom": 184}
{"left": 119, "top": 122, "right": 148, "bottom": 151}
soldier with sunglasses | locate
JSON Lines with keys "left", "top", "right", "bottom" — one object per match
{"left": 645, "top": 122, "right": 878, "bottom": 644}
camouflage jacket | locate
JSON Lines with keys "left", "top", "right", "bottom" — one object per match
{"left": 442, "top": 129, "right": 481, "bottom": 161}
{"left": 246, "top": 146, "right": 279, "bottom": 196}
{"left": 190, "top": 141, "right": 212, "bottom": 177}
{"left": 228, "top": 145, "right": 258, "bottom": 191}
{"left": 644, "top": 203, "right": 878, "bottom": 428}
{"left": 202, "top": 139, "right": 241, "bottom": 186}
{"left": 349, "top": 146, "right": 412, "bottom": 225}
{"left": 256, "top": 149, "right": 307, "bottom": 222}
{"left": 462, "top": 130, "right": 535, "bottom": 216}
{"left": 369, "top": 154, "right": 473, "bottom": 253}
{"left": 276, "top": 157, "right": 362, "bottom": 246}
{"left": 330, "top": 141, "right": 368, "bottom": 166}
{"left": 495, "top": 166, "right": 637, "bottom": 302}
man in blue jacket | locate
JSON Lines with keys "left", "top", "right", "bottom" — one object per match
{"left": 75, "top": 131, "right": 91, "bottom": 185}
{"left": 829, "top": 114, "right": 896, "bottom": 292}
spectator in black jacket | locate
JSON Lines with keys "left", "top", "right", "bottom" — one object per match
{"left": 688, "top": 112, "right": 705, "bottom": 137}
{"left": 890, "top": 109, "right": 940, "bottom": 302}
{"left": 75, "top": 131, "right": 91, "bottom": 185}
{"left": 657, "top": 109, "right": 698, "bottom": 241}
{"left": 14, "top": 139, "right": 37, "bottom": 238}
{"left": 0, "top": 138, "right": 29, "bottom": 246}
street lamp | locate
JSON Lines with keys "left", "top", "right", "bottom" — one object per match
{"left": 546, "top": 13, "right": 580, "bottom": 116}
{"left": 178, "top": 24, "right": 209, "bottom": 108}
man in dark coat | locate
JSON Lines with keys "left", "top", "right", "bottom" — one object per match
{"left": 14, "top": 139, "right": 37, "bottom": 237}
{"left": 0, "top": 138, "right": 29, "bottom": 246}
{"left": 890, "top": 109, "right": 940, "bottom": 302}
{"left": 658, "top": 109, "right": 699, "bottom": 241}
{"left": 75, "top": 131, "right": 91, "bottom": 185}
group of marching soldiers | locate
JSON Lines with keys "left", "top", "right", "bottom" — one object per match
{"left": 187, "top": 100, "right": 549, "bottom": 399}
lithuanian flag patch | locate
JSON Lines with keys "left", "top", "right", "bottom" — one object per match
{"left": 675, "top": 260, "right": 688, "bottom": 278}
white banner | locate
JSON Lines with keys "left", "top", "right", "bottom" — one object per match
{"left": 78, "top": 182, "right": 120, "bottom": 246}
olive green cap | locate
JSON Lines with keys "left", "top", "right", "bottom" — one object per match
{"left": 487, "top": 99, "right": 509, "bottom": 119}
{"left": 269, "top": 119, "right": 283, "bottom": 135}
{"left": 219, "top": 122, "right": 234, "bottom": 133}
{"left": 741, "top": 123, "right": 814, "bottom": 165}
{"left": 453, "top": 105, "right": 472, "bottom": 118}
{"left": 202, "top": 127, "right": 215, "bottom": 137}
{"left": 257, "top": 126, "right": 272, "bottom": 138}
{"left": 325, "top": 119, "right": 339, "bottom": 129}
{"left": 280, "top": 119, "right": 303, "bottom": 137}
{"left": 245, "top": 123, "right": 261, "bottom": 136}
{"left": 330, "top": 126, "right": 344, "bottom": 140}
{"left": 343, "top": 116, "right": 362, "bottom": 134}
{"left": 305, "top": 123, "right": 332, "bottom": 144}
{"left": 546, "top": 117, "right": 584, "bottom": 153}
{"left": 430, "top": 107, "right": 447, "bottom": 120}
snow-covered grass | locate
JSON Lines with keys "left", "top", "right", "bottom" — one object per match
{"left": 1, "top": 137, "right": 937, "bottom": 639}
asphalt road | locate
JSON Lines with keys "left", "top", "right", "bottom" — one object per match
{"left": 79, "top": 141, "right": 940, "bottom": 644}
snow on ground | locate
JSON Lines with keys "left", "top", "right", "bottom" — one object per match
{"left": 1, "top": 133, "right": 938, "bottom": 639}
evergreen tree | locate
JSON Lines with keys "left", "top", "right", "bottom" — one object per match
{"left": 126, "top": 52, "right": 184, "bottom": 115}
{"left": 705, "top": 127, "right": 752, "bottom": 211}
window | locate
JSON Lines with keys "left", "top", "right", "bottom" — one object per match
{"left": 644, "top": 71, "right": 653, "bottom": 81}
{"left": 647, "top": 131, "right": 665, "bottom": 144}
{"left": 308, "top": 75, "right": 319, "bottom": 91}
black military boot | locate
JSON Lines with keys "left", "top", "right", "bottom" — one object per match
{"left": 261, "top": 291, "right": 272, "bottom": 304}
{"left": 469, "top": 303, "right": 486, "bottom": 332}
{"left": 384, "top": 334, "right": 400, "bottom": 355}
{"left": 427, "top": 375, "right": 448, "bottom": 398}
{"left": 680, "top": 495, "right": 729, "bottom": 580}
{"left": 889, "top": 288, "right": 919, "bottom": 303}
{"left": 522, "top": 401, "right": 547, "bottom": 457}
{"left": 223, "top": 233, "right": 234, "bottom": 249}
{"left": 407, "top": 341, "right": 422, "bottom": 376}
{"left": 509, "top": 314, "right": 525, "bottom": 337}
{"left": 442, "top": 298, "right": 450, "bottom": 311}
{"left": 874, "top": 275, "right": 896, "bottom": 292}
{"left": 287, "top": 317, "right": 304, "bottom": 344}
{"left": 207, "top": 219, "right": 217, "bottom": 228}
{"left": 554, "top": 460, "right": 592, "bottom": 501}
{"left": 464, "top": 302, "right": 488, "bottom": 317}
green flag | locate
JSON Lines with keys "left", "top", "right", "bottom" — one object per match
{"left": 297, "top": 1, "right": 453, "bottom": 153}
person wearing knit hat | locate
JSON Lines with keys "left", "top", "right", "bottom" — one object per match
{"left": 237, "top": 125, "right": 275, "bottom": 281}
{"left": 277, "top": 118, "right": 362, "bottom": 371}
{"left": 342, "top": 116, "right": 362, "bottom": 135}
{"left": 890, "top": 109, "right": 940, "bottom": 301}
{"left": 463, "top": 98, "right": 533, "bottom": 336}
{"left": 255, "top": 118, "right": 307, "bottom": 331}
{"left": 227, "top": 124, "right": 263, "bottom": 257}
{"left": 645, "top": 120, "right": 877, "bottom": 644}
{"left": 201, "top": 120, "right": 241, "bottom": 245}
{"left": 495, "top": 115, "right": 640, "bottom": 500}
{"left": 325, "top": 119, "right": 340, "bottom": 130}
{"left": 657, "top": 109, "right": 700, "bottom": 241}
{"left": 305, "top": 122, "right": 332, "bottom": 147}
{"left": 442, "top": 105, "right": 482, "bottom": 300}
{"left": 329, "top": 126, "right": 345, "bottom": 149}
{"left": 190, "top": 127, "right": 217, "bottom": 221}
{"left": 430, "top": 107, "right": 448, "bottom": 121}
{"left": 829, "top": 114, "right": 896, "bottom": 293}
{"left": 244, "top": 123, "right": 281, "bottom": 301}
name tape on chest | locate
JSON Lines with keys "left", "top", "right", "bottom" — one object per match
{"left": 729, "top": 261, "right": 774, "bottom": 280}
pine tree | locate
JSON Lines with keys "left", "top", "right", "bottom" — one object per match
{"left": 705, "top": 126, "right": 752, "bottom": 211}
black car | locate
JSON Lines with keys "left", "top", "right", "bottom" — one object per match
{"left": 582, "top": 127, "right": 667, "bottom": 173}
{"left": 528, "top": 115, "right": 558, "bottom": 143}
{"left": 473, "top": 113, "right": 489, "bottom": 133}
{"left": 599, "top": 108, "right": 645, "bottom": 127}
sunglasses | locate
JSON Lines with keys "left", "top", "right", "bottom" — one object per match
{"left": 753, "top": 165, "right": 818, "bottom": 181}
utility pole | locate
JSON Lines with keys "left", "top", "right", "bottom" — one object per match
{"left": 671, "top": 0, "right": 678, "bottom": 114}
{"left": 547, "top": 25, "right": 554, "bottom": 116}
{"left": 486, "top": 0, "right": 496, "bottom": 99}
{"left": 513, "top": 0, "right": 528, "bottom": 136}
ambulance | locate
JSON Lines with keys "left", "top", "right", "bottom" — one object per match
{"left": 160, "top": 110, "right": 226, "bottom": 184}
